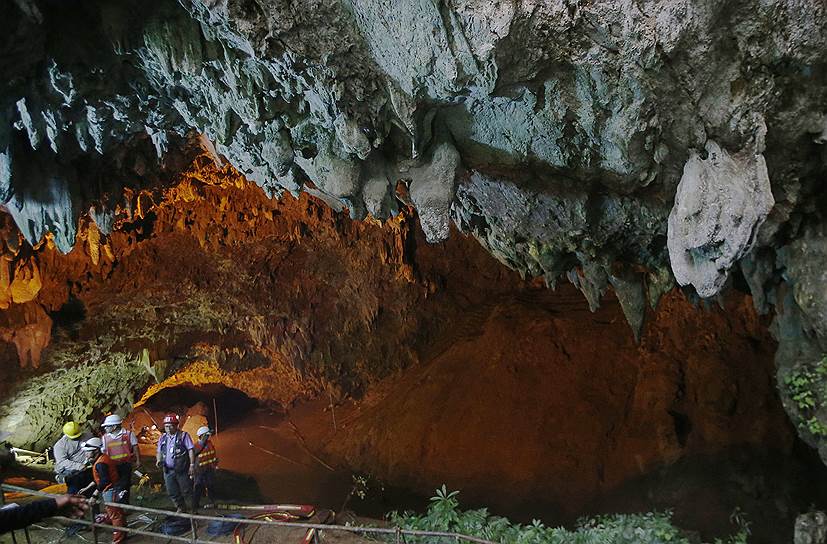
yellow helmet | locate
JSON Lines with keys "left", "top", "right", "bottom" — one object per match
{"left": 62, "top": 422, "right": 82, "bottom": 439}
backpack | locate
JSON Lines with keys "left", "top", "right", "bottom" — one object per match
{"left": 160, "top": 516, "right": 192, "bottom": 536}
{"left": 159, "top": 432, "right": 190, "bottom": 472}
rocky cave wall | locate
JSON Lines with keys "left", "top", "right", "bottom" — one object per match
{"left": 1, "top": 0, "right": 827, "bottom": 462}
{"left": 0, "top": 157, "right": 538, "bottom": 449}
{"left": 0, "top": 156, "right": 812, "bottom": 542}
{"left": 322, "top": 287, "right": 803, "bottom": 538}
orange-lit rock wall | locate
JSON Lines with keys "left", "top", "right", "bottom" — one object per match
{"left": 0, "top": 158, "right": 802, "bottom": 534}
{"left": 323, "top": 287, "right": 789, "bottom": 516}
{"left": 0, "top": 157, "right": 527, "bottom": 402}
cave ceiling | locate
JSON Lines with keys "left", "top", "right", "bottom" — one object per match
{"left": 2, "top": 0, "right": 827, "bottom": 460}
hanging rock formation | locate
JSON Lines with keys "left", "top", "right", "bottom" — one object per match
{"left": 668, "top": 133, "right": 774, "bottom": 298}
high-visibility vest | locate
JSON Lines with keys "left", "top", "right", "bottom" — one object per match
{"left": 197, "top": 440, "right": 218, "bottom": 468}
{"left": 103, "top": 431, "right": 133, "bottom": 463}
{"left": 92, "top": 454, "right": 120, "bottom": 491}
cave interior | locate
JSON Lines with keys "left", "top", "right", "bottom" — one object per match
{"left": 2, "top": 0, "right": 827, "bottom": 543}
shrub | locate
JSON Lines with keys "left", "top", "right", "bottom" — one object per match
{"left": 387, "top": 486, "right": 749, "bottom": 544}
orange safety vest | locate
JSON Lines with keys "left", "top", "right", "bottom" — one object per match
{"left": 197, "top": 440, "right": 218, "bottom": 469}
{"left": 103, "top": 431, "right": 133, "bottom": 463}
{"left": 92, "top": 454, "right": 120, "bottom": 491}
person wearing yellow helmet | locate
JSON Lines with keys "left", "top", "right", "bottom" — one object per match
{"left": 53, "top": 422, "right": 92, "bottom": 494}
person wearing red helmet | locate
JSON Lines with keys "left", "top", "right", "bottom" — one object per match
{"left": 155, "top": 414, "right": 196, "bottom": 512}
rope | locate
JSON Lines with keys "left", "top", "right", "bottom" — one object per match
{"left": 49, "top": 515, "right": 214, "bottom": 544}
{"left": 2, "top": 483, "right": 498, "bottom": 544}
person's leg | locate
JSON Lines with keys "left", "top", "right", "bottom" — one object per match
{"left": 203, "top": 469, "right": 216, "bottom": 506}
{"left": 63, "top": 471, "right": 78, "bottom": 494}
{"left": 107, "top": 505, "right": 126, "bottom": 544}
{"left": 62, "top": 469, "right": 94, "bottom": 535}
{"left": 65, "top": 468, "right": 92, "bottom": 494}
{"left": 163, "top": 469, "right": 184, "bottom": 510}
{"left": 192, "top": 473, "right": 204, "bottom": 511}
{"left": 116, "top": 463, "right": 132, "bottom": 503}
{"left": 175, "top": 470, "right": 193, "bottom": 512}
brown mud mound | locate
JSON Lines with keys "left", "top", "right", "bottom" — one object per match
{"left": 315, "top": 287, "right": 824, "bottom": 542}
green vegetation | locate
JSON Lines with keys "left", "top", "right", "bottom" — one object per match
{"left": 0, "top": 354, "right": 152, "bottom": 450}
{"left": 387, "top": 486, "right": 750, "bottom": 544}
{"left": 783, "top": 355, "right": 827, "bottom": 438}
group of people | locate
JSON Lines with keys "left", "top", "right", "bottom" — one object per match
{"left": 51, "top": 412, "right": 219, "bottom": 543}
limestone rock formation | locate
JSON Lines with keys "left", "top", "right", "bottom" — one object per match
{"left": 0, "top": 301, "right": 50, "bottom": 368}
{"left": 2, "top": 0, "right": 827, "bottom": 475}
{"left": 667, "top": 136, "right": 773, "bottom": 298}
{"left": 796, "top": 511, "right": 827, "bottom": 544}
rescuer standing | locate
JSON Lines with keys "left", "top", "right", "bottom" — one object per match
{"left": 192, "top": 426, "right": 218, "bottom": 510}
{"left": 155, "top": 414, "right": 196, "bottom": 512}
{"left": 101, "top": 414, "right": 140, "bottom": 503}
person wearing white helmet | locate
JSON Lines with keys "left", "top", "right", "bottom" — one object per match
{"left": 101, "top": 414, "right": 140, "bottom": 504}
{"left": 81, "top": 438, "right": 126, "bottom": 544}
{"left": 192, "top": 426, "right": 218, "bottom": 510}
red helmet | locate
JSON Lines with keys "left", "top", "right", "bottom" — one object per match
{"left": 163, "top": 413, "right": 180, "bottom": 425}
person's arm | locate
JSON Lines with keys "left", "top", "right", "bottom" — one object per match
{"left": 185, "top": 434, "right": 196, "bottom": 477}
{"left": 77, "top": 481, "right": 96, "bottom": 497}
{"left": 0, "top": 499, "right": 57, "bottom": 533}
{"left": 68, "top": 443, "right": 90, "bottom": 468}
{"left": 130, "top": 432, "right": 141, "bottom": 466}
{"left": 94, "top": 463, "right": 111, "bottom": 491}
{"left": 0, "top": 496, "right": 86, "bottom": 533}
{"left": 156, "top": 437, "right": 163, "bottom": 468}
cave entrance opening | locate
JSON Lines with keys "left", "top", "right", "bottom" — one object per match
{"left": 132, "top": 383, "right": 274, "bottom": 504}
{"left": 138, "top": 382, "right": 260, "bottom": 433}
{"left": 131, "top": 383, "right": 426, "bottom": 515}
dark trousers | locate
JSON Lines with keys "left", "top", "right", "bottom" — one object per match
{"left": 192, "top": 468, "right": 215, "bottom": 509}
{"left": 64, "top": 468, "right": 93, "bottom": 494}
{"left": 114, "top": 463, "right": 132, "bottom": 502}
{"left": 163, "top": 468, "right": 192, "bottom": 511}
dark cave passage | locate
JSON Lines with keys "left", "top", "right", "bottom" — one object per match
{"left": 139, "top": 382, "right": 261, "bottom": 431}
{"left": 133, "top": 383, "right": 427, "bottom": 518}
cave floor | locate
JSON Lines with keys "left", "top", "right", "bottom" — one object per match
{"left": 132, "top": 402, "right": 421, "bottom": 518}
{"left": 5, "top": 377, "right": 826, "bottom": 544}
{"left": 0, "top": 510, "right": 377, "bottom": 544}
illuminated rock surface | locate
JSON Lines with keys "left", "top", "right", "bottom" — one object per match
{"left": 2, "top": 1, "right": 827, "bottom": 540}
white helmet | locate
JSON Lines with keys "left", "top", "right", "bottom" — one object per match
{"left": 82, "top": 437, "right": 103, "bottom": 451}
{"left": 101, "top": 414, "right": 122, "bottom": 427}
{"left": 196, "top": 426, "right": 211, "bottom": 437}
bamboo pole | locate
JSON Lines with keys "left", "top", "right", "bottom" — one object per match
{"left": 1, "top": 484, "right": 498, "bottom": 544}
{"left": 212, "top": 398, "right": 219, "bottom": 435}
